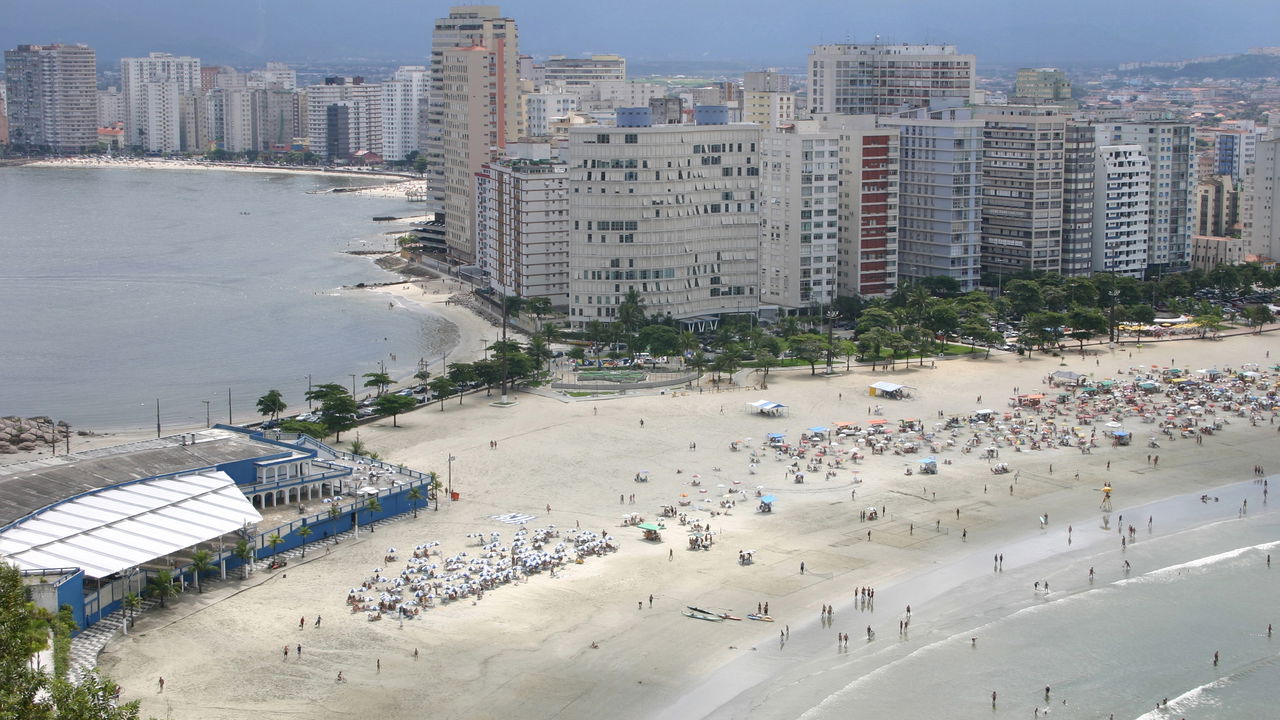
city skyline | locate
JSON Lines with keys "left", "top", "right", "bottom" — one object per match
{"left": 5, "top": 0, "right": 1280, "bottom": 69}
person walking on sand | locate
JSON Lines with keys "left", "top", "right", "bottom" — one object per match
{"left": 158, "top": 677, "right": 164, "bottom": 692}
{"left": 800, "top": 562, "right": 806, "bottom": 574}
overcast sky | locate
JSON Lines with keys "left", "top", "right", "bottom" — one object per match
{"left": 5, "top": 0, "right": 1279, "bottom": 70}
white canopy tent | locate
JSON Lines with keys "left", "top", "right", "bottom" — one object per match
{"left": 0, "top": 471, "right": 262, "bottom": 579}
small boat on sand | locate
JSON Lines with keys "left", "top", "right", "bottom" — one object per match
{"left": 684, "top": 610, "right": 724, "bottom": 622}
{"left": 746, "top": 614, "right": 774, "bottom": 622}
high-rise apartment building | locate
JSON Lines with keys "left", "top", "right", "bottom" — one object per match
{"left": 1091, "top": 119, "right": 1194, "bottom": 273}
{"left": 567, "top": 108, "right": 762, "bottom": 327}
{"left": 4, "top": 44, "right": 98, "bottom": 151}
{"left": 97, "top": 86, "right": 125, "bottom": 127}
{"left": 543, "top": 55, "right": 625, "bottom": 86}
{"left": 807, "top": 43, "right": 975, "bottom": 116}
{"left": 524, "top": 90, "right": 578, "bottom": 137}
{"left": 879, "top": 104, "right": 983, "bottom": 291}
{"left": 475, "top": 158, "right": 571, "bottom": 306}
{"left": 1242, "top": 136, "right": 1280, "bottom": 260}
{"left": 303, "top": 77, "right": 382, "bottom": 160}
{"left": 742, "top": 91, "right": 795, "bottom": 128}
{"left": 427, "top": 5, "right": 520, "bottom": 221}
{"left": 1014, "top": 68, "right": 1073, "bottom": 105}
{"left": 121, "top": 53, "right": 202, "bottom": 152}
{"left": 977, "top": 106, "right": 1067, "bottom": 276}
{"left": 0, "top": 85, "right": 8, "bottom": 145}
{"left": 1060, "top": 122, "right": 1097, "bottom": 276}
{"left": 1092, "top": 145, "right": 1151, "bottom": 277}
{"left": 759, "top": 121, "right": 841, "bottom": 310}
{"left": 381, "top": 66, "right": 428, "bottom": 163}
{"left": 823, "top": 115, "right": 899, "bottom": 297}
{"left": 440, "top": 44, "right": 518, "bottom": 262}
{"left": 744, "top": 70, "right": 788, "bottom": 93}
{"left": 1194, "top": 174, "right": 1239, "bottom": 238}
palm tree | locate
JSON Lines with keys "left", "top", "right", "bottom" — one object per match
{"left": 687, "top": 351, "right": 709, "bottom": 384}
{"left": 266, "top": 532, "right": 284, "bottom": 559}
{"left": 146, "top": 570, "right": 178, "bottom": 608}
{"left": 123, "top": 592, "right": 142, "bottom": 630}
{"left": 190, "top": 549, "right": 216, "bottom": 593}
{"left": 297, "top": 525, "right": 313, "bottom": 557}
{"left": 233, "top": 538, "right": 255, "bottom": 579}
{"left": 524, "top": 296, "right": 553, "bottom": 333}
{"left": 328, "top": 504, "right": 341, "bottom": 522}
{"left": 425, "top": 472, "right": 441, "bottom": 512}
{"left": 500, "top": 295, "right": 525, "bottom": 342}
{"left": 365, "top": 497, "right": 383, "bottom": 527}
{"left": 407, "top": 487, "right": 425, "bottom": 518}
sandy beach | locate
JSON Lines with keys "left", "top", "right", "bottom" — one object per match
{"left": 25, "top": 156, "right": 423, "bottom": 198}
{"left": 96, "top": 329, "right": 1280, "bottom": 719}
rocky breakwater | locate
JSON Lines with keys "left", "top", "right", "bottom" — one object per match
{"left": 0, "top": 416, "right": 73, "bottom": 454}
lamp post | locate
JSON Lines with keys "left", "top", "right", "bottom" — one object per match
{"left": 306, "top": 374, "right": 313, "bottom": 409}
{"left": 349, "top": 374, "right": 357, "bottom": 398}
{"left": 202, "top": 400, "right": 211, "bottom": 428}
{"left": 447, "top": 454, "right": 456, "bottom": 501}
{"left": 825, "top": 308, "right": 840, "bottom": 375}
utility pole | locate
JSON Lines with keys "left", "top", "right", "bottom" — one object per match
{"left": 350, "top": 374, "right": 357, "bottom": 398}
{"left": 447, "top": 454, "right": 456, "bottom": 501}
{"left": 227, "top": 387, "right": 232, "bottom": 424}
{"left": 202, "top": 400, "right": 211, "bottom": 428}
{"left": 155, "top": 399, "right": 161, "bottom": 438}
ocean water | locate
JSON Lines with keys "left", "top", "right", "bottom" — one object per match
{"left": 0, "top": 166, "right": 453, "bottom": 431}
{"left": 665, "top": 480, "right": 1280, "bottom": 720}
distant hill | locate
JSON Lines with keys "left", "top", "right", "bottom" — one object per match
{"left": 1124, "top": 54, "right": 1280, "bottom": 80}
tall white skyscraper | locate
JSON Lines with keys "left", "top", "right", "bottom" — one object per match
{"left": 380, "top": 66, "right": 428, "bottom": 163}
{"left": 4, "top": 43, "right": 98, "bottom": 151}
{"left": 121, "top": 52, "right": 201, "bottom": 152}
{"left": 1243, "top": 135, "right": 1280, "bottom": 260}
{"left": 1092, "top": 145, "right": 1151, "bottom": 277}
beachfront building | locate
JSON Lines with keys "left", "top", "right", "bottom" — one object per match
{"left": 475, "top": 157, "right": 571, "bottom": 307}
{"left": 0, "top": 85, "right": 7, "bottom": 146}
{"left": 567, "top": 107, "right": 762, "bottom": 329}
{"left": 440, "top": 42, "right": 521, "bottom": 264}
{"left": 821, "top": 115, "right": 900, "bottom": 297}
{"left": 1194, "top": 174, "right": 1240, "bottom": 239}
{"left": 1243, "top": 135, "right": 1280, "bottom": 260}
{"left": 807, "top": 43, "right": 975, "bottom": 116}
{"left": 759, "top": 120, "right": 841, "bottom": 311}
{"left": 543, "top": 54, "right": 626, "bottom": 86}
{"left": 1190, "top": 234, "right": 1248, "bottom": 271}
{"left": 3, "top": 43, "right": 98, "bottom": 152}
{"left": 977, "top": 105, "right": 1068, "bottom": 277}
{"left": 742, "top": 90, "right": 796, "bottom": 128}
{"left": 1090, "top": 118, "right": 1195, "bottom": 274}
{"left": 381, "top": 65, "right": 428, "bottom": 164}
{"left": 0, "top": 427, "right": 434, "bottom": 642}
{"left": 1061, "top": 122, "right": 1097, "bottom": 276}
{"left": 879, "top": 104, "right": 983, "bottom": 291}
{"left": 427, "top": 5, "right": 521, "bottom": 240}
{"left": 121, "top": 53, "right": 202, "bottom": 153}
{"left": 303, "top": 76, "right": 382, "bottom": 161}
{"left": 1092, "top": 144, "right": 1152, "bottom": 277}
{"left": 1013, "top": 68, "right": 1074, "bottom": 107}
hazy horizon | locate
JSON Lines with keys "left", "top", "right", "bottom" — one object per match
{"left": 4, "top": 0, "right": 1279, "bottom": 72}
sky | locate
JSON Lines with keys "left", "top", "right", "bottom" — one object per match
{"left": 4, "top": 0, "right": 1280, "bottom": 70}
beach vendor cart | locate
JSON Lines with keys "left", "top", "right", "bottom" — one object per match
{"left": 1114, "top": 430, "right": 1131, "bottom": 446}
{"left": 919, "top": 457, "right": 938, "bottom": 474}
{"left": 637, "top": 522, "right": 663, "bottom": 542}
{"left": 758, "top": 495, "right": 776, "bottom": 513}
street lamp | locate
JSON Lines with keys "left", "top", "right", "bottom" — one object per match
{"left": 201, "top": 400, "right": 211, "bottom": 428}
{"left": 349, "top": 374, "right": 357, "bottom": 398}
{"left": 447, "top": 454, "right": 456, "bottom": 501}
{"left": 825, "top": 308, "right": 840, "bottom": 375}
{"left": 306, "top": 374, "right": 313, "bottom": 409}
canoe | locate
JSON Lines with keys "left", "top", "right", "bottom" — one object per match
{"left": 684, "top": 610, "right": 724, "bottom": 622}
{"left": 719, "top": 613, "right": 743, "bottom": 621}
{"left": 746, "top": 614, "right": 774, "bottom": 622}
{"left": 687, "top": 605, "right": 715, "bottom": 615}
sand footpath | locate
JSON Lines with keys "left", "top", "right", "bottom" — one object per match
{"left": 100, "top": 331, "right": 1280, "bottom": 720}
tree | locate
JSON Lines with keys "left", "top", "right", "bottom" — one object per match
{"left": 636, "top": 324, "right": 680, "bottom": 357}
{"left": 279, "top": 419, "right": 327, "bottom": 439}
{"left": 1065, "top": 307, "right": 1108, "bottom": 351}
{"left": 1192, "top": 307, "right": 1225, "bottom": 338}
{"left": 328, "top": 504, "right": 341, "bottom": 522}
{"left": 266, "top": 533, "right": 284, "bottom": 558}
{"left": 711, "top": 346, "right": 743, "bottom": 383}
{"left": 362, "top": 372, "right": 392, "bottom": 396}
{"left": 523, "top": 296, "right": 554, "bottom": 333}
{"left": 856, "top": 307, "right": 897, "bottom": 334}
{"left": 297, "top": 525, "right": 313, "bottom": 557}
{"left": 1005, "top": 279, "right": 1045, "bottom": 318}
{"left": 256, "top": 389, "right": 287, "bottom": 421}
{"left": 472, "top": 360, "right": 503, "bottom": 396}
{"left": 233, "top": 539, "right": 255, "bottom": 579}
{"left": 123, "top": 592, "right": 141, "bottom": 630}
{"left": 616, "top": 289, "right": 647, "bottom": 333}
{"left": 1242, "top": 304, "right": 1274, "bottom": 332}
{"left": 407, "top": 486, "right": 425, "bottom": 518}
{"left": 686, "top": 351, "right": 709, "bottom": 383}
{"left": 146, "top": 570, "right": 178, "bottom": 608}
{"left": 1020, "top": 311, "right": 1068, "bottom": 355}
{"left": 789, "top": 333, "right": 830, "bottom": 375}
{"left": 838, "top": 339, "right": 859, "bottom": 370}
{"left": 922, "top": 303, "right": 961, "bottom": 352}
{"left": 190, "top": 549, "right": 216, "bottom": 593}
{"left": 307, "top": 383, "right": 358, "bottom": 441}
{"left": 365, "top": 496, "right": 383, "bottom": 526}
{"left": 429, "top": 377, "right": 456, "bottom": 411}
{"left": 754, "top": 351, "right": 780, "bottom": 389}
{"left": 374, "top": 393, "right": 417, "bottom": 426}
{"left": 500, "top": 295, "right": 525, "bottom": 343}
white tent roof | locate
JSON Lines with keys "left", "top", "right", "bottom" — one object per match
{"left": 869, "top": 381, "right": 905, "bottom": 392}
{"left": 0, "top": 471, "right": 261, "bottom": 579}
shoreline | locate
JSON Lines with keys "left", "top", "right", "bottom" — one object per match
{"left": 99, "top": 329, "right": 1280, "bottom": 720}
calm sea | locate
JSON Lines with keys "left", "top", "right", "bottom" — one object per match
{"left": 0, "top": 165, "right": 454, "bottom": 431}
{"left": 664, "top": 479, "right": 1280, "bottom": 720}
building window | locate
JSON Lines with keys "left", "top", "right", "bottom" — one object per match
{"left": 624, "top": 134, "right": 638, "bottom": 144}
